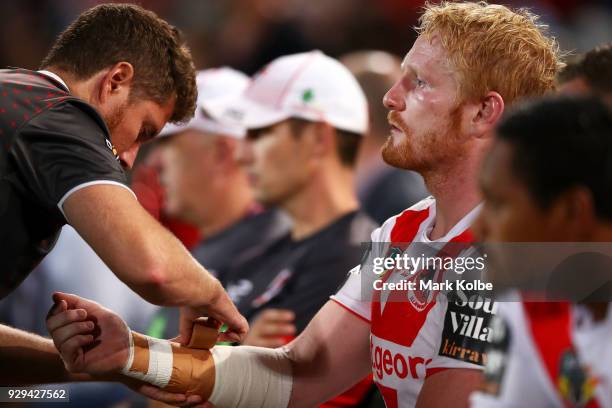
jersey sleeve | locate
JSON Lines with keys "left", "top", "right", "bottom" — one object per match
{"left": 331, "top": 224, "right": 389, "bottom": 322}
{"left": 11, "top": 99, "right": 133, "bottom": 220}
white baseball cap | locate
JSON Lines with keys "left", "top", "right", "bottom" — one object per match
{"left": 159, "top": 67, "right": 249, "bottom": 139}
{"left": 218, "top": 51, "right": 368, "bottom": 135}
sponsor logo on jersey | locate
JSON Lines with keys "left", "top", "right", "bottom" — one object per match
{"left": 371, "top": 337, "right": 431, "bottom": 381}
{"left": 406, "top": 266, "right": 443, "bottom": 312}
{"left": 557, "top": 348, "right": 599, "bottom": 407}
{"left": 105, "top": 138, "right": 119, "bottom": 159}
{"left": 226, "top": 279, "right": 253, "bottom": 303}
{"left": 251, "top": 268, "right": 293, "bottom": 308}
{"left": 438, "top": 289, "right": 497, "bottom": 365}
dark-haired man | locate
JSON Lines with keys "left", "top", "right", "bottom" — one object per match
{"left": 0, "top": 3, "right": 246, "bottom": 391}
{"left": 557, "top": 43, "right": 612, "bottom": 105}
{"left": 472, "top": 96, "right": 612, "bottom": 406}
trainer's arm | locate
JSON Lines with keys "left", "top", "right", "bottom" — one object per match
{"left": 63, "top": 184, "right": 215, "bottom": 306}
{"left": 62, "top": 184, "right": 247, "bottom": 339}
{"left": 0, "top": 324, "right": 89, "bottom": 385}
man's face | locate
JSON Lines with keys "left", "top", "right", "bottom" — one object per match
{"left": 476, "top": 139, "right": 568, "bottom": 243}
{"left": 475, "top": 139, "right": 599, "bottom": 293}
{"left": 236, "top": 120, "right": 312, "bottom": 207}
{"left": 105, "top": 97, "right": 175, "bottom": 170}
{"left": 382, "top": 35, "right": 465, "bottom": 172}
{"left": 159, "top": 130, "right": 217, "bottom": 222}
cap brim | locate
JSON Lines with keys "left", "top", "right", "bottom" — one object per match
{"left": 157, "top": 122, "right": 186, "bottom": 138}
{"left": 218, "top": 96, "right": 290, "bottom": 130}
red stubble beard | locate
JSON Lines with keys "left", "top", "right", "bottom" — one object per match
{"left": 381, "top": 108, "right": 464, "bottom": 174}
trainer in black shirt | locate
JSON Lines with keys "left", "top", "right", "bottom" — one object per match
{"left": 0, "top": 4, "right": 247, "bottom": 393}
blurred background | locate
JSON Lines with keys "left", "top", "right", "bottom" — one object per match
{"left": 1, "top": 0, "right": 612, "bottom": 73}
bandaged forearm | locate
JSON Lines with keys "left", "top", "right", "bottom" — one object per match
{"left": 120, "top": 331, "right": 293, "bottom": 408}
{"left": 208, "top": 345, "right": 293, "bottom": 408}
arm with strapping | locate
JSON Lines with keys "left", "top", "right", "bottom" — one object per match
{"left": 46, "top": 293, "right": 371, "bottom": 408}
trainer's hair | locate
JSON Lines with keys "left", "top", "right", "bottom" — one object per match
{"left": 418, "top": 1, "right": 564, "bottom": 106}
{"left": 496, "top": 96, "right": 612, "bottom": 220}
{"left": 41, "top": 3, "right": 196, "bottom": 123}
{"left": 557, "top": 43, "right": 612, "bottom": 93}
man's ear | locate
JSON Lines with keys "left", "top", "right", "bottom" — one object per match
{"left": 468, "top": 91, "right": 505, "bottom": 138}
{"left": 311, "top": 122, "right": 335, "bottom": 158}
{"left": 98, "top": 62, "right": 135, "bottom": 104}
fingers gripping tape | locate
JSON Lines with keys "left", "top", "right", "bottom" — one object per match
{"left": 121, "top": 319, "right": 218, "bottom": 399}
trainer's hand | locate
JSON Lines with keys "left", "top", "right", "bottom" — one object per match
{"left": 178, "top": 282, "right": 248, "bottom": 345}
{"left": 243, "top": 309, "right": 296, "bottom": 348}
{"left": 46, "top": 292, "right": 129, "bottom": 374}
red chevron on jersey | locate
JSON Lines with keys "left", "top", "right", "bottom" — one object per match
{"left": 333, "top": 197, "right": 484, "bottom": 408}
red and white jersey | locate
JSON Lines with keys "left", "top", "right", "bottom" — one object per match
{"left": 332, "top": 197, "right": 492, "bottom": 407}
{"left": 471, "top": 296, "right": 612, "bottom": 408}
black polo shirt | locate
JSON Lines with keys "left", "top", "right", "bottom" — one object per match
{"left": 0, "top": 68, "right": 128, "bottom": 298}
{"left": 148, "top": 210, "right": 376, "bottom": 339}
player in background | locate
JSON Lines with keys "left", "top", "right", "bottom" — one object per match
{"left": 471, "top": 96, "right": 612, "bottom": 407}
{"left": 557, "top": 42, "right": 612, "bottom": 105}
{"left": 146, "top": 67, "right": 291, "bottom": 340}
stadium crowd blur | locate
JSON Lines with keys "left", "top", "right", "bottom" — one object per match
{"left": 1, "top": 0, "right": 612, "bottom": 76}
{"left": 1, "top": 0, "right": 611, "bottom": 407}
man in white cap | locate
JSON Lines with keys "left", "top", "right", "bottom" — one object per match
{"left": 213, "top": 51, "right": 375, "bottom": 333}
{"left": 215, "top": 51, "right": 377, "bottom": 405}
{"left": 147, "top": 68, "right": 291, "bottom": 340}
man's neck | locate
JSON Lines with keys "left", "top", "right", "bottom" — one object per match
{"left": 45, "top": 67, "right": 96, "bottom": 105}
{"left": 423, "top": 158, "right": 482, "bottom": 241}
{"left": 284, "top": 167, "right": 358, "bottom": 241}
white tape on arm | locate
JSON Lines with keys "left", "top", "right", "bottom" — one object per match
{"left": 209, "top": 346, "right": 293, "bottom": 408}
{"left": 120, "top": 331, "right": 173, "bottom": 388}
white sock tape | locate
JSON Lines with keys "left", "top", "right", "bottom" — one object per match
{"left": 120, "top": 331, "right": 173, "bottom": 388}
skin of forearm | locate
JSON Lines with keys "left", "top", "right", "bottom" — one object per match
{"left": 128, "top": 224, "right": 221, "bottom": 308}
{"left": 63, "top": 185, "right": 220, "bottom": 309}
{"left": 0, "top": 324, "right": 91, "bottom": 385}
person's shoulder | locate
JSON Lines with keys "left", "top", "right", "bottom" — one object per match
{"left": 34, "top": 97, "right": 108, "bottom": 137}
{"left": 373, "top": 196, "right": 435, "bottom": 240}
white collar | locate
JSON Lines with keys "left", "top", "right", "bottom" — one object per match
{"left": 37, "top": 70, "right": 70, "bottom": 92}
{"left": 418, "top": 200, "right": 483, "bottom": 243}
